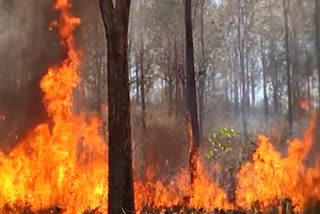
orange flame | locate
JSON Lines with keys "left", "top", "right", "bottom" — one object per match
{"left": 135, "top": 159, "right": 231, "bottom": 212}
{"left": 236, "top": 112, "right": 319, "bottom": 210}
{"left": 300, "top": 99, "right": 310, "bottom": 110}
{"left": 0, "top": 1, "right": 108, "bottom": 213}
{"left": 0, "top": 0, "right": 319, "bottom": 213}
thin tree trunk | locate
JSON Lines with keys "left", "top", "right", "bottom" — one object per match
{"left": 174, "top": 38, "right": 181, "bottom": 117}
{"left": 198, "top": 80, "right": 205, "bottom": 139}
{"left": 140, "top": 33, "right": 146, "bottom": 133}
{"left": 198, "top": 0, "right": 206, "bottom": 139}
{"left": 305, "top": 51, "right": 312, "bottom": 110}
{"left": 245, "top": 48, "right": 250, "bottom": 111}
{"left": 99, "top": 1, "right": 135, "bottom": 213}
{"left": 244, "top": 2, "right": 250, "bottom": 113}
{"left": 260, "top": 39, "right": 269, "bottom": 120}
{"left": 237, "top": 0, "right": 248, "bottom": 136}
{"left": 233, "top": 48, "right": 239, "bottom": 116}
{"left": 292, "top": 29, "right": 300, "bottom": 106}
{"left": 96, "top": 57, "right": 102, "bottom": 115}
{"left": 283, "top": 0, "right": 293, "bottom": 132}
{"left": 307, "top": 76, "right": 311, "bottom": 109}
{"left": 135, "top": 49, "right": 140, "bottom": 103}
{"left": 271, "top": 55, "right": 279, "bottom": 115}
{"left": 250, "top": 60, "right": 255, "bottom": 109}
{"left": 315, "top": 0, "right": 320, "bottom": 108}
{"left": 184, "top": 0, "right": 201, "bottom": 189}
{"left": 167, "top": 40, "right": 173, "bottom": 116}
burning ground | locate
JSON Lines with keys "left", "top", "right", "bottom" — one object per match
{"left": 0, "top": 0, "right": 320, "bottom": 213}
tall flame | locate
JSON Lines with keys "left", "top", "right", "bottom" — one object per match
{"left": 236, "top": 112, "right": 320, "bottom": 210}
{"left": 0, "top": 0, "right": 108, "bottom": 213}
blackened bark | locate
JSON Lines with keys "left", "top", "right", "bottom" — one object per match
{"left": 283, "top": 0, "right": 293, "bottom": 132}
{"left": 184, "top": 0, "right": 201, "bottom": 188}
{"left": 99, "top": 0, "right": 135, "bottom": 213}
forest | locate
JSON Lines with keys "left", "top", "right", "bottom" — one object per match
{"left": 0, "top": 0, "right": 320, "bottom": 213}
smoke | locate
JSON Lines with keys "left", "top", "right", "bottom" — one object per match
{"left": 0, "top": 0, "right": 63, "bottom": 150}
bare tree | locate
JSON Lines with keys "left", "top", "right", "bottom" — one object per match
{"left": 260, "top": 38, "right": 269, "bottom": 120}
{"left": 184, "top": 0, "right": 201, "bottom": 188}
{"left": 174, "top": 38, "right": 181, "bottom": 117}
{"left": 99, "top": 0, "right": 135, "bottom": 213}
{"left": 283, "top": 0, "right": 293, "bottom": 132}
{"left": 135, "top": 49, "right": 140, "bottom": 103}
{"left": 270, "top": 50, "right": 280, "bottom": 115}
{"left": 237, "top": 0, "right": 248, "bottom": 136}
{"left": 198, "top": 0, "right": 206, "bottom": 139}
{"left": 315, "top": 0, "right": 320, "bottom": 107}
{"left": 139, "top": 30, "right": 146, "bottom": 133}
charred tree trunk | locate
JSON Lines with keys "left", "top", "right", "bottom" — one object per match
{"left": 99, "top": 1, "right": 135, "bottom": 213}
{"left": 184, "top": 0, "right": 201, "bottom": 189}
{"left": 283, "top": 0, "right": 293, "bottom": 133}
{"left": 315, "top": 0, "right": 320, "bottom": 108}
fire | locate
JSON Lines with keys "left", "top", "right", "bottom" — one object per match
{"left": 0, "top": 0, "right": 320, "bottom": 213}
{"left": 0, "top": 115, "right": 6, "bottom": 121}
{"left": 236, "top": 112, "right": 320, "bottom": 210}
{"left": 300, "top": 99, "right": 310, "bottom": 110}
{"left": 0, "top": 0, "right": 108, "bottom": 213}
{"left": 134, "top": 159, "right": 231, "bottom": 212}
